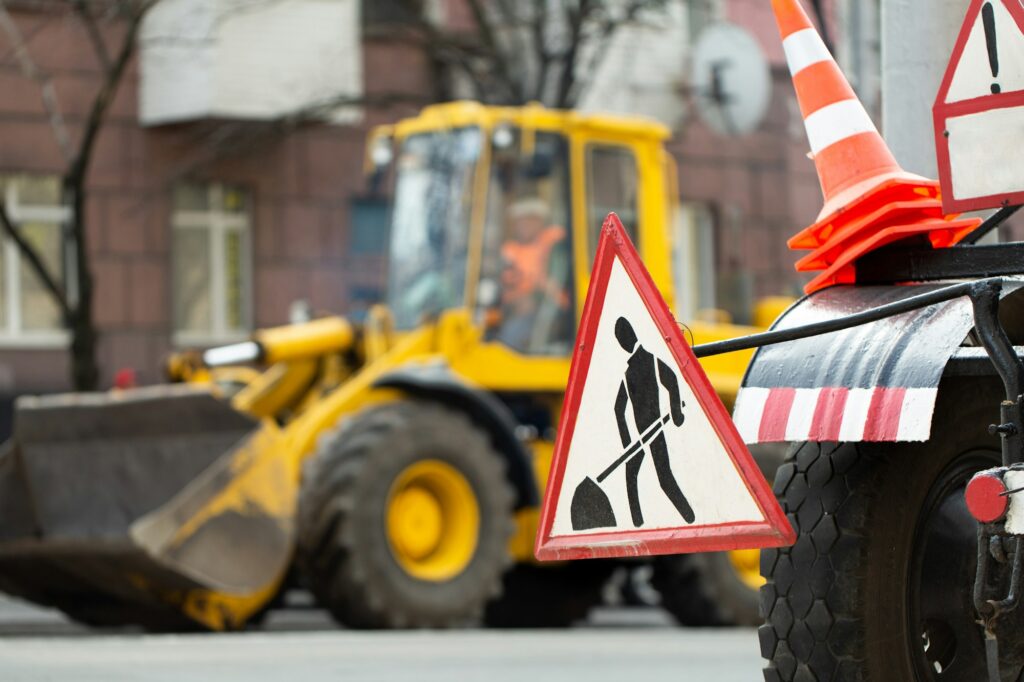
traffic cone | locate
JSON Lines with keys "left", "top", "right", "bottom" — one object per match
{"left": 771, "top": 0, "right": 979, "bottom": 293}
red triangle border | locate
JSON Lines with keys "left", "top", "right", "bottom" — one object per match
{"left": 534, "top": 214, "right": 795, "bottom": 562}
{"left": 933, "top": 0, "right": 1024, "bottom": 213}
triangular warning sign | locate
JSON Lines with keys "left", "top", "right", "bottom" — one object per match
{"left": 939, "top": 0, "right": 1024, "bottom": 105}
{"left": 534, "top": 215, "right": 794, "bottom": 562}
{"left": 934, "top": 0, "right": 1024, "bottom": 212}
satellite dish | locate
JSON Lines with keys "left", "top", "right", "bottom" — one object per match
{"left": 692, "top": 23, "right": 771, "bottom": 136}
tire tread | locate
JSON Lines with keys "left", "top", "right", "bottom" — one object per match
{"left": 296, "top": 401, "right": 515, "bottom": 629}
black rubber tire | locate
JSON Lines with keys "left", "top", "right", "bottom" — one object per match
{"left": 652, "top": 552, "right": 761, "bottom": 627}
{"left": 760, "top": 389, "right": 1005, "bottom": 681}
{"left": 483, "top": 561, "right": 615, "bottom": 628}
{"left": 296, "top": 401, "right": 515, "bottom": 629}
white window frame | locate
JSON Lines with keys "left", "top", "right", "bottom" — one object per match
{"left": 172, "top": 183, "right": 252, "bottom": 347}
{"left": 673, "top": 201, "right": 716, "bottom": 322}
{"left": 0, "top": 179, "right": 70, "bottom": 349}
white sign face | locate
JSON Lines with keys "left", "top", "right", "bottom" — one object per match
{"left": 935, "top": 0, "right": 1024, "bottom": 212}
{"left": 947, "top": 107, "right": 1024, "bottom": 200}
{"left": 534, "top": 214, "right": 794, "bottom": 561}
{"left": 550, "top": 258, "right": 764, "bottom": 536}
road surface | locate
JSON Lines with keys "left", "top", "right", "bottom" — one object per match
{"left": 0, "top": 594, "right": 763, "bottom": 681}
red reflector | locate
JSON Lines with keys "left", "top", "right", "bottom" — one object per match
{"left": 966, "top": 473, "right": 1009, "bottom": 523}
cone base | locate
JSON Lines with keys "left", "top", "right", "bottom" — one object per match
{"left": 803, "top": 217, "right": 980, "bottom": 294}
{"left": 795, "top": 199, "right": 944, "bottom": 271}
{"left": 792, "top": 173, "right": 940, "bottom": 250}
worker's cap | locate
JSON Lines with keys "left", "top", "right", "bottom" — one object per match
{"left": 507, "top": 198, "right": 550, "bottom": 221}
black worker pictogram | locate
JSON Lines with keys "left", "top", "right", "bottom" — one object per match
{"left": 569, "top": 317, "right": 695, "bottom": 531}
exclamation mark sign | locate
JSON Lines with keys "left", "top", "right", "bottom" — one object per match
{"left": 983, "top": 2, "right": 1001, "bottom": 94}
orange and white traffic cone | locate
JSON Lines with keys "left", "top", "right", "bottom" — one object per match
{"left": 771, "top": 0, "right": 979, "bottom": 292}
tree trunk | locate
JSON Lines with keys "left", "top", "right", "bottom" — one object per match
{"left": 64, "top": 180, "right": 98, "bottom": 392}
{"left": 69, "top": 307, "right": 98, "bottom": 391}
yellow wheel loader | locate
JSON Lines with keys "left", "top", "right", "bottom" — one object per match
{"left": 0, "top": 102, "right": 787, "bottom": 631}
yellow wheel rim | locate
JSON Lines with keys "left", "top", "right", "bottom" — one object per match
{"left": 386, "top": 460, "right": 480, "bottom": 582}
{"left": 729, "top": 549, "right": 765, "bottom": 590}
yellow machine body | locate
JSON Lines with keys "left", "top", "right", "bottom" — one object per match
{"left": 0, "top": 102, "right": 780, "bottom": 630}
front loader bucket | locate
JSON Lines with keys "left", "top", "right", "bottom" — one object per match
{"left": 0, "top": 386, "right": 296, "bottom": 631}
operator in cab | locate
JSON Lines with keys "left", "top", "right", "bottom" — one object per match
{"left": 497, "top": 198, "right": 570, "bottom": 351}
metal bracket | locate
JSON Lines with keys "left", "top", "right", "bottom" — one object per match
{"left": 975, "top": 534, "right": 1023, "bottom": 625}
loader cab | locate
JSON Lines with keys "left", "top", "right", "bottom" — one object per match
{"left": 372, "top": 102, "right": 675, "bottom": 389}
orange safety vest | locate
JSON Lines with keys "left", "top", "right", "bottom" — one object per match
{"left": 501, "top": 226, "right": 566, "bottom": 304}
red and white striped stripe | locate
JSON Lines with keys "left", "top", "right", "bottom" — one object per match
{"left": 782, "top": 28, "right": 879, "bottom": 156}
{"left": 733, "top": 386, "right": 938, "bottom": 444}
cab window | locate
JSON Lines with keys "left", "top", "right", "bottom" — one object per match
{"left": 586, "top": 145, "right": 639, "bottom": 259}
{"left": 479, "top": 130, "right": 573, "bottom": 356}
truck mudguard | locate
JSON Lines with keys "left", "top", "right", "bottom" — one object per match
{"left": 734, "top": 282, "right": 1023, "bottom": 444}
{"left": 375, "top": 364, "right": 539, "bottom": 509}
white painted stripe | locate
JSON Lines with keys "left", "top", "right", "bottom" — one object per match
{"left": 838, "top": 388, "right": 873, "bottom": 442}
{"left": 785, "top": 388, "right": 820, "bottom": 442}
{"left": 783, "top": 28, "right": 832, "bottom": 76}
{"left": 733, "top": 387, "right": 770, "bottom": 444}
{"left": 896, "top": 388, "right": 938, "bottom": 442}
{"left": 1005, "top": 470, "right": 1024, "bottom": 534}
{"left": 804, "top": 99, "right": 878, "bottom": 156}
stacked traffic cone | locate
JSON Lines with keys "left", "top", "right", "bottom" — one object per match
{"left": 772, "top": 0, "right": 980, "bottom": 293}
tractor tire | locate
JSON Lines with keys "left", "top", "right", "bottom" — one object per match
{"left": 652, "top": 551, "right": 761, "bottom": 627}
{"left": 483, "top": 561, "right": 615, "bottom": 628}
{"left": 760, "top": 387, "right": 1024, "bottom": 680}
{"left": 296, "top": 401, "right": 515, "bottom": 629}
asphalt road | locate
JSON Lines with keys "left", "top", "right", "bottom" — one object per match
{"left": 0, "top": 594, "right": 764, "bottom": 681}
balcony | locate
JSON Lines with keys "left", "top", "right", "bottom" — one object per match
{"left": 139, "top": 0, "right": 362, "bottom": 126}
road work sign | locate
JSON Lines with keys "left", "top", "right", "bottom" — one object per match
{"left": 935, "top": 0, "right": 1024, "bottom": 213}
{"left": 534, "top": 214, "right": 794, "bottom": 561}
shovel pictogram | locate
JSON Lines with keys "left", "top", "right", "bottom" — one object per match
{"left": 570, "top": 414, "right": 672, "bottom": 531}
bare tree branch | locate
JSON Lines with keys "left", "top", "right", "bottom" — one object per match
{"left": 464, "top": 0, "right": 524, "bottom": 102}
{"left": 809, "top": 0, "right": 834, "bottom": 54}
{"left": 164, "top": 90, "right": 432, "bottom": 184}
{"left": 73, "top": 0, "right": 113, "bottom": 71}
{"left": 385, "top": 0, "right": 674, "bottom": 108}
{"left": 67, "top": 1, "right": 154, "bottom": 185}
{"left": 562, "top": 0, "right": 671, "bottom": 107}
{"left": 0, "top": 1, "right": 74, "bottom": 162}
{"left": 553, "top": 0, "right": 589, "bottom": 108}
{"left": 491, "top": 0, "right": 533, "bottom": 96}
{"left": 530, "top": 0, "right": 551, "bottom": 102}
{"left": 0, "top": 200, "right": 71, "bottom": 317}
{"left": 391, "top": 0, "right": 489, "bottom": 99}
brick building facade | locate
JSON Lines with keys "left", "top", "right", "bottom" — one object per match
{"left": 0, "top": 0, "right": 859, "bottom": 396}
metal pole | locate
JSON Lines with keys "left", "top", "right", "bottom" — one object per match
{"left": 881, "top": 0, "right": 965, "bottom": 177}
{"left": 691, "top": 279, "right": 1000, "bottom": 358}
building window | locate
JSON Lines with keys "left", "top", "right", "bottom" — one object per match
{"left": 714, "top": 204, "right": 754, "bottom": 325}
{"left": 350, "top": 197, "right": 390, "bottom": 254}
{"left": 0, "top": 175, "right": 68, "bottom": 346}
{"left": 362, "top": 0, "right": 421, "bottom": 27}
{"left": 172, "top": 183, "right": 252, "bottom": 344}
{"left": 672, "top": 201, "right": 717, "bottom": 322}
